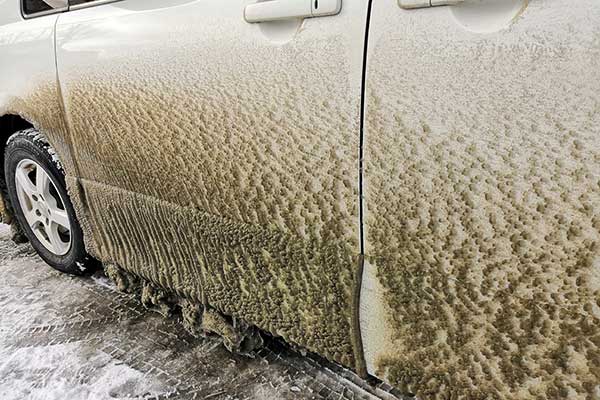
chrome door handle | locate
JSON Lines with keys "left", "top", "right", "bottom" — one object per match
{"left": 399, "top": 0, "right": 463, "bottom": 9}
{"left": 244, "top": 0, "right": 342, "bottom": 23}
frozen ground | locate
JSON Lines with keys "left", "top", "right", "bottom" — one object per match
{"left": 0, "top": 224, "right": 402, "bottom": 400}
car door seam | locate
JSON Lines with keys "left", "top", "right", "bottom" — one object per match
{"left": 351, "top": 0, "right": 374, "bottom": 380}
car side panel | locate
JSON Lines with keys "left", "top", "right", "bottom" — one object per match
{"left": 55, "top": 0, "right": 367, "bottom": 369}
{"left": 362, "top": 0, "right": 600, "bottom": 398}
{"left": 0, "top": 4, "right": 80, "bottom": 224}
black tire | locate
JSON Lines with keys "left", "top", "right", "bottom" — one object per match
{"left": 4, "top": 128, "right": 95, "bottom": 275}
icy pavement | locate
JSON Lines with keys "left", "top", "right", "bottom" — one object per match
{"left": 0, "top": 224, "right": 401, "bottom": 400}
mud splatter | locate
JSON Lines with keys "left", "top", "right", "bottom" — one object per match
{"left": 104, "top": 263, "right": 139, "bottom": 293}
{"left": 84, "top": 178, "right": 357, "bottom": 366}
{"left": 200, "top": 308, "right": 245, "bottom": 353}
{"left": 3, "top": 85, "right": 77, "bottom": 178}
{"left": 104, "top": 262, "right": 264, "bottom": 353}
{"left": 52, "top": 26, "right": 365, "bottom": 368}
{"left": 141, "top": 280, "right": 177, "bottom": 318}
{"left": 365, "top": 1, "right": 600, "bottom": 398}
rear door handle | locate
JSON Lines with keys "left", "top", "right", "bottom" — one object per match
{"left": 399, "top": 0, "right": 463, "bottom": 9}
{"left": 244, "top": 0, "right": 342, "bottom": 23}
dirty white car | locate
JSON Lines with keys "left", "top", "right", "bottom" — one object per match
{"left": 0, "top": 0, "right": 599, "bottom": 398}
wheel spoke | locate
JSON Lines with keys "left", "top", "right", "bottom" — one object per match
{"left": 26, "top": 211, "right": 43, "bottom": 230}
{"left": 46, "top": 222, "right": 67, "bottom": 254}
{"left": 51, "top": 209, "right": 70, "bottom": 230}
{"left": 31, "top": 223, "right": 49, "bottom": 249}
{"left": 36, "top": 165, "right": 51, "bottom": 198}
{"left": 15, "top": 168, "right": 36, "bottom": 197}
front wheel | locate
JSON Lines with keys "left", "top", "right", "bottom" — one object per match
{"left": 4, "top": 129, "right": 95, "bottom": 275}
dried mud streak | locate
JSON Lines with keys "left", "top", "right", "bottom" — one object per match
{"left": 65, "top": 35, "right": 360, "bottom": 367}
{"left": 366, "top": 2, "right": 600, "bottom": 399}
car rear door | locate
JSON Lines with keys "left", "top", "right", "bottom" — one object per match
{"left": 55, "top": 0, "right": 368, "bottom": 371}
{"left": 362, "top": 0, "right": 600, "bottom": 398}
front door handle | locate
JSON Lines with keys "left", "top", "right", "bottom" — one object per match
{"left": 399, "top": 0, "right": 463, "bottom": 9}
{"left": 245, "top": 0, "right": 342, "bottom": 23}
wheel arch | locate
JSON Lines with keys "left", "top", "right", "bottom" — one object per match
{"left": 0, "top": 113, "right": 34, "bottom": 224}
{"left": 0, "top": 91, "right": 102, "bottom": 258}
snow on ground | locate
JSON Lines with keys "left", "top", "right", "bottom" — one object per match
{"left": 0, "top": 342, "right": 172, "bottom": 400}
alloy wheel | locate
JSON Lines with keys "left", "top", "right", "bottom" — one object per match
{"left": 14, "top": 158, "right": 72, "bottom": 255}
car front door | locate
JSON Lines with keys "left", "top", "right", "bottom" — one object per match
{"left": 362, "top": 0, "right": 600, "bottom": 398}
{"left": 55, "top": 0, "right": 368, "bottom": 371}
